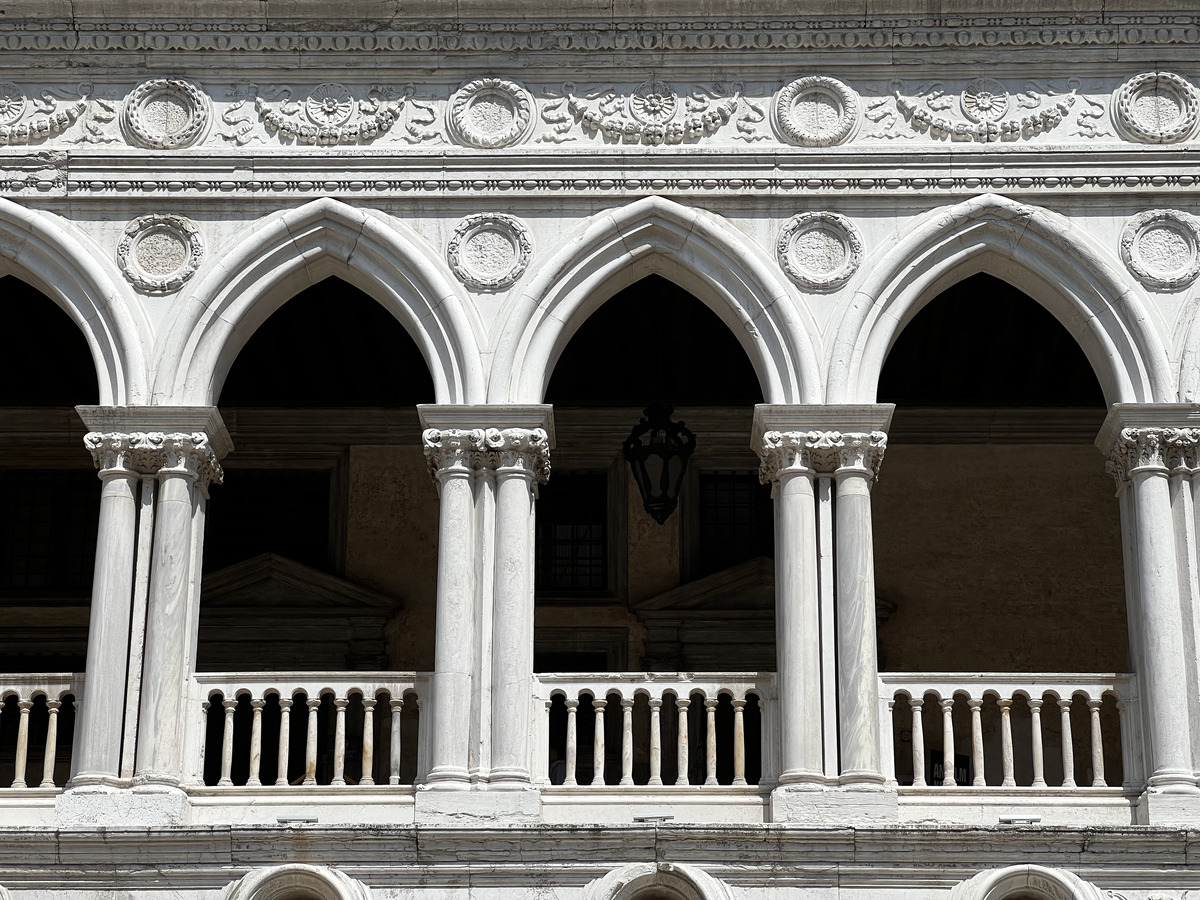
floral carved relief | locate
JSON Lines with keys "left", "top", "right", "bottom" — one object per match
{"left": 883, "top": 79, "right": 1079, "bottom": 142}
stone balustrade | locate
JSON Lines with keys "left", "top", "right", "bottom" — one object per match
{"left": 192, "top": 673, "right": 426, "bottom": 788}
{"left": 0, "top": 675, "right": 78, "bottom": 790}
{"left": 535, "top": 674, "right": 777, "bottom": 788}
{"left": 881, "top": 674, "right": 1141, "bottom": 792}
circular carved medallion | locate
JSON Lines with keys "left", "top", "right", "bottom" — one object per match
{"left": 1120, "top": 210, "right": 1200, "bottom": 290}
{"left": 122, "top": 78, "right": 211, "bottom": 149}
{"left": 117, "top": 214, "right": 205, "bottom": 294}
{"left": 776, "top": 212, "right": 863, "bottom": 291}
{"left": 447, "top": 78, "right": 534, "bottom": 149}
{"left": 773, "top": 76, "right": 860, "bottom": 147}
{"left": 629, "top": 80, "right": 678, "bottom": 125}
{"left": 961, "top": 77, "right": 1010, "bottom": 123}
{"left": 1114, "top": 72, "right": 1200, "bottom": 144}
{"left": 0, "top": 83, "right": 27, "bottom": 126}
{"left": 447, "top": 213, "right": 532, "bottom": 291}
{"left": 305, "top": 83, "right": 355, "bottom": 126}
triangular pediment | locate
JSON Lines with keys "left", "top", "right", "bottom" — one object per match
{"left": 201, "top": 553, "right": 400, "bottom": 610}
{"left": 634, "top": 556, "right": 775, "bottom": 612}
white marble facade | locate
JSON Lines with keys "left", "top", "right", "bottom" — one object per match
{"left": 3, "top": 1, "right": 1200, "bottom": 899}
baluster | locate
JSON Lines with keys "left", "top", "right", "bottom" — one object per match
{"left": 39, "top": 699, "right": 61, "bottom": 788}
{"left": 999, "top": 698, "right": 1016, "bottom": 787}
{"left": 303, "top": 697, "right": 320, "bottom": 785}
{"left": 389, "top": 697, "right": 404, "bottom": 785}
{"left": 939, "top": 698, "right": 956, "bottom": 786}
{"left": 732, "top": 698, "right": 747, "bottom": 786}
{"left": 675, "top": 697, "right": 690, "bottom": 786}
{"left": 1088, "top": 698, "right": 1106, "bottom": 787}
{"left": 704, "top": 698, "right": 718, "bottom": 786}
{"left": 592, "top": 698, "right": 607, "bottom": 786}
{"left": 11, "top": 698, "right": 32, "bottom": 789}
{"left": 909, "top": 697, "right": 926, "bottom": 787}
{"left": 247, "top": 698, "right": 265, "bottom": 787}
{"left": 219, "top": 698, "right": 237, "bottom": 786}
{"left": 1029, "top": 698, "right": 1046, "bottom": 787}
{"left": 969, "top": 698, "right": 985, "bottom": 786}
{"left": 276, "top": 698, "right": 293, "bottom": 786}
{"left": 1059, "top": 698, "right": 1076, "bottom": 788}
{"left": 361, "top": 698, "right": 376, "bottom": 786}
{"left": 620, "top": 698, "right": 634, "bottom": 786}
{"left": 199, "top": 699, "right": 210, "bottom": 781}
{"left": 332, "top": 697, "right": 349, "bottom": 786}
{"left": 648, "top": 698, "right": 663, "bottom": 786}
{"left": 564, "top": 699, "right": 579, "bottom": 786}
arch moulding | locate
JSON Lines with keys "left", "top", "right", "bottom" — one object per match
{"left": 582, "top": 862, "right": 734, "bottom": 900}
{"left": 0, "top": 196, "right": 148, "bottom": 406}
{"left": 827, "top": 193, "right": 1173, "bottom": 407}
{"left": 153, "top": 197, "right": 486, "bottom": 406}
{"left": 488, "top": 195, "right": 822, "bottom": 405}
{"left": 949, "top": 865, "right": 1105, "bottom": 900}
{"left": 221, "top": 864, "right": 372, "bottom": 900}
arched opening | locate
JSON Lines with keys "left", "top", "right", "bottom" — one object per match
{"left": 0, "top": 275, "right": 93, "bottom": 784}
{"left": 540, "top": 274, "right": 767, "bottom": 786}
{"left": 197, "top": 276, "right": 434, "bottom": 786}
{"left": 875, "top": 273, "right": 1125, "bottom": 787}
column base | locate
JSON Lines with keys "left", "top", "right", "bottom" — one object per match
{"left": 422, "top": 766, "right": 473, "bottom": 791}
{"left": 771, "top": 784, "right": 898, "bottom": 825}
{"left": 1136, "top": 785, "right": 1200, "bottom": 825}
{"left": 56, "top": 783, "right": 190, "bottom": 827}
{"left": 415, "top": 786, "right": 541, "bottom": 824}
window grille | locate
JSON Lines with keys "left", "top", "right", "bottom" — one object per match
{"left": 695, "top": 471, "right": 773, "bottom": 578}
{"left": 536, "top": 473, "right": 608, "bottom": 592}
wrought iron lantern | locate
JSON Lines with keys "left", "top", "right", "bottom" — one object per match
{"left": 622, "top": 405, "right": 696, "bottom": 525}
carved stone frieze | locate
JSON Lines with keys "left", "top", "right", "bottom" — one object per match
{"left": 447, "top": 77, "right": 534, "bottom": 149}
{"left": 84, "top": 431, "right": 224, "bottom": 485}
{"left": 447, "top": 213, "right": 532, "bottom": 291}
{"left": 777, "top": 211, "right": 863, "bottom": 292}
{"left": 1120, "top": 209, "right": 1200, "bottom": 290}
{"left": 890, "top": 79, "right": 1078, "bottom": 142}
{"left": 541, "top": 81, "right": 760, "bottom": 145}
{"left": 773, "top": 75, "right": 860, "bottom": 147}
{"left": 117, "top": 214, "right": 204, "bottom": 295}
{"left": 0, "top": 82, "right": 89, "bottom": 147}
{"left": 1114, "top": 72, "right": 1199, "bottom": 144}
{"left": 122, "top": 77, "right": 211, "bottom": 149}
{"left": 250, "top": 83, "right": 408, "bottom": 145}
{"left": 758, "top": 430, "right": 887, "bottom": 483}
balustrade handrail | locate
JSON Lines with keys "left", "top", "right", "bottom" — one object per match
{"left": 879, "top": 671, "right": 1142, "bottom": 792}
{"left": 535, "top": 671, "right": 775, "bottom": 701}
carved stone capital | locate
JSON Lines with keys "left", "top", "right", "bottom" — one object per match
{"left": 758, "top": 429, "right": 887, "bottom": 482}
{"left": 483, "top": 427, "right": 551, "bottom": 483}
{"left": 83, "top": 431, "right": 224, "bottom": 485}
{"left": 422, "top": 427, "right": 486, "bottom": 479}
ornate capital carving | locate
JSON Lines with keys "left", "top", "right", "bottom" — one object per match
{"left": 83, "top": 431, "right": 224, "bottom": 485}
{"left": 757, "top": 429, "right": 887, "bottom": 483}
{"left": 1105, "top": 426, "right": 1200, "bottom": 488}
{"left": 422, "top": 426, "right": 551, "bottom": 484}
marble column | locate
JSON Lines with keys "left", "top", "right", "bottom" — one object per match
{"left": 71, "top": 433, "right": 141, "bottom": 786}
{"left": 1105, "top": 421, "right": 1200, "bottom": 793}
{"left": 135, "top": 432, "right": 224, "bottom": 786}
{"left": 421, "top": 427, "right": 482, "bottom": 789}
{"left": 830, "top": 430, "right": 889, "bottom": 786}
{"left": 757, "top": 429, "right": 824, "bottom": 785}
{"left": 487, "top": 427, "right": 550, "bottom": 787}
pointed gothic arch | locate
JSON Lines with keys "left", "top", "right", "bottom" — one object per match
{"left": 153, "top": 197, "right": 485, "bottom": 406}
{"left": 828, "top": 193, "right": 1173, "bottom": 406}
{"left": 0, "top": 197, "right": 147, "bottom": 406}
{"left": 488, "top": 195, "right": 821, "bottom": 404}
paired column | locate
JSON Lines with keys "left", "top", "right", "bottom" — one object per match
{"left": 1101, "top": 410, "right": 1200, "bottom": 796}
{"left": 419, "top": 406, "right": 553, "bottom": 790}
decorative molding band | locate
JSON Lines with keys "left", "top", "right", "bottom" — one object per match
{"left": 758, "top": 429, "right": 887, "bottom": 483}
{"left": 5, "top": 18, "right": 1200, "bottom": 55}
{"left": 1120, "top": 209, "right": 1200, "bottom": 290}
{"left": 84, "top": 431, "right": 225, "bottom": 484}
{"left": 422, "top": 426, "right": 551, "bottom": 483}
